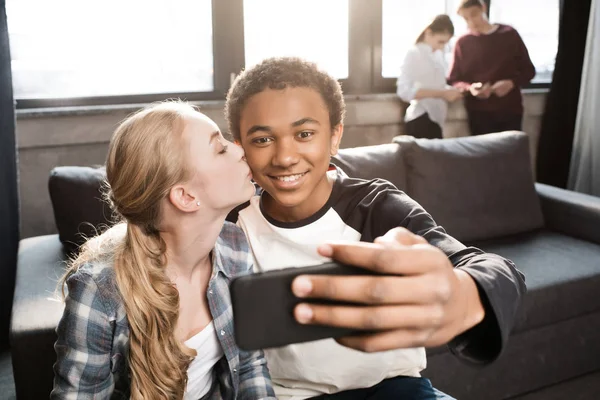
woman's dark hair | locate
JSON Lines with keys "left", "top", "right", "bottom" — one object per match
{"left": 415, "top": 14, "right": 455, "bottom": 44}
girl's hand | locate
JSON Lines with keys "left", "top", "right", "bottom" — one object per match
{"left": 442, "top": 89, "right": 464, "bottom": 102}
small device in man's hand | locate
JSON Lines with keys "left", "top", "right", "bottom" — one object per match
{"left": 230, "top": 262, "right": 375, "bottom": 351}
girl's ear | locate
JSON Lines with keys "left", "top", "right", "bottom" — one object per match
{"left": 168, "top": 185, "right": 199, "bottom": 213}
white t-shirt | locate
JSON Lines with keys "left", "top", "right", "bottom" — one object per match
{"left": 183, "top": 321, "right": 223, "bottom": 400}
{"left": 237, "top": 170, "right": 426, "bottom": 400}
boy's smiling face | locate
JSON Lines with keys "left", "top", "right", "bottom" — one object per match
{"left": 239, "top": 87, "right": 343, "bottom": 222}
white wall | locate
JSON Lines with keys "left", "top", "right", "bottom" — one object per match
{"left": 17, "top": 91, "right": 546, "bottom": 238}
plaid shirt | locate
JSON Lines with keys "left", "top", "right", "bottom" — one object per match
{"left": 51, "top": 222, "right": 276, "bottom": 400}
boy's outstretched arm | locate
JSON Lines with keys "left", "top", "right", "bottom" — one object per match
{"left": 290, "top": 193, "right": 526, "bottom": 364}
{"left": 292, "top": 230, "right": 484, "bottom": 348}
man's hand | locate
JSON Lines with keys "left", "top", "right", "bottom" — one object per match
{"left": 469, "top": 82, "right": 492, "bottom": 99}
{"left": 291, "top": 228, "right": 485, "bottom": 353}
{"left": 491, "top": 80, "right": 515, "bottom": 97}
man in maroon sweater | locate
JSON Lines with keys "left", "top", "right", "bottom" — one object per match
{"left": 448, "top": 0, "right": 535, "bottom": 135}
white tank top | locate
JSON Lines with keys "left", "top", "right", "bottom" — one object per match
{"left": 183, "top": 321, "right": 224, "bottom": 400}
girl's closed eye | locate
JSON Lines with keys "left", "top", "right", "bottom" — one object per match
{"left": 218, "top": 140, "right": 228, "bottom": 154}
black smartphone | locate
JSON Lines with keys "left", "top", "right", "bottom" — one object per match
{"left": 230, "top": 262, "right": 374, "bottom": 351}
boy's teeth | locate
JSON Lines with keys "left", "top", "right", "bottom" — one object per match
{"left": 277, "top": 173, "right": 303, "bottom": 182}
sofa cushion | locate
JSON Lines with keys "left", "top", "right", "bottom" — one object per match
{"left": 422, "top": 229, "right": 600, "bottom": 399}
{"left": 395, "top": 131, "right": 544, "bottom": 242}
{"left": 48, "top": 166, "right": 114, "bottom": 254}
{"left": 471, "top": 229, "right": 600, "bottom": 333}
{"left": 424, "top": 311, "right": 600, "bottom": 400}
{"left": 332, "top": 143, "right": 408, "bottom": 191}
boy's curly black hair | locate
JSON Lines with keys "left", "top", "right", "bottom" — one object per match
{"left": 224, "top": 57, "right": 346, "bottom": 141}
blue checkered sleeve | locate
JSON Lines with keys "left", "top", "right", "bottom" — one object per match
{"left": 51, "top": 270, "right": 116, "bottom": 399}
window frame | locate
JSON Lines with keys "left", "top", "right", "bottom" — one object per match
{"left": 13, "top": 0, "right": 553, "bottom": 109}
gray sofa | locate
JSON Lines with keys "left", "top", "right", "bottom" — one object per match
{"left": 10, "top": 131, "right": 600, "bottom": 399}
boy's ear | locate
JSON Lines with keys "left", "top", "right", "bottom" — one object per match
{"left": 330, "top": 124, "right": 344, "bottom": 156}
{"left": 168, "top": 185, "right": 199, "bottom": 213}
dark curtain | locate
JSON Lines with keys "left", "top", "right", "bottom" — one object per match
{"left": 536, "top": 0, "right": 592, "bottom": 187}
{"left": 0, "top": 0, "right": 19, "bottom": 351}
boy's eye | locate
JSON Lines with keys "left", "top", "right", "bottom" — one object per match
{"left": 297, "top": 131, "right": 314, "bottom": 139}
{"left": 218, "top": 144, "right": 228, "bottom": 154}
{"left": 251, "top": 137, "right": 273, "bottom": 145}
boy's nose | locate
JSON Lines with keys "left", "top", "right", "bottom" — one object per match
{"left": 273, "top": 139, "right": 299, "bottom": 167}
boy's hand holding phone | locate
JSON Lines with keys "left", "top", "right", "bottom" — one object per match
{"left": 291, "top": 228, "right": 486, "bottom": 353}
{"left": 231, "top": 227, "right": 486, "bottom": 353}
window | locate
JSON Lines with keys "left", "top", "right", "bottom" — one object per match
{"left": 490, "top": 0, "right": 559, "bottom": 83}
{"left": 243, "top": 0, "right": 349, "bottom": 79}
{"left": 381, "top": 0, "right": 468, "bottom": 78}
{"left": 7, "top": 0, "right": 214, "bottom": 100}
{"left": 7, "top": 0, "right": 557, "bottom": 107}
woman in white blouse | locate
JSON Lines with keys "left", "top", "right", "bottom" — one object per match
{"left": 397, "top": 14, "right": 463, "bottom": 139}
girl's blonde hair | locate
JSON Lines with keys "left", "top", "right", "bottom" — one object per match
{"left": 64, "top": 100, "right": 200, "bottom": 399}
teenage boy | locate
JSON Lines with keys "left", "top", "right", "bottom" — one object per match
{"left": 225, "top": 57, "right": 526, "bottom": 399}
{"left": 448, "top": 0, "right": 535, "bottom": 136}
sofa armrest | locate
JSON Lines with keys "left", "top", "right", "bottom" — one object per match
{"left": 10, "top": 234, "right": 67, "bottom": 400}
{"left": 536, "top": 183, "right": 600, "bottom": 245}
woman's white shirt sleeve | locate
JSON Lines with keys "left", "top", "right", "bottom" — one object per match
{"left": 396, "top": 49, "right": 421, "bottom": 102}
